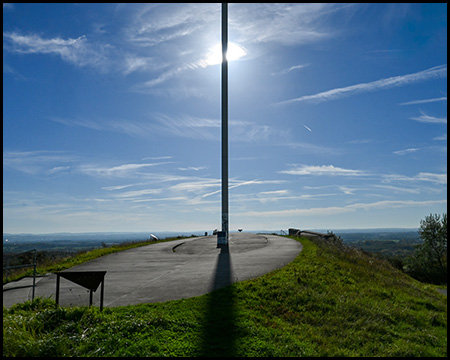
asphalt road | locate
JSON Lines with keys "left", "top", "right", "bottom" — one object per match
{"left": 3, "top": 233, "right": 302, "bottom": 308}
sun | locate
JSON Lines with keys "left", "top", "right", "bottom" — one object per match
{"left": 204, "top": 42, "right": 247, "bottom": 66}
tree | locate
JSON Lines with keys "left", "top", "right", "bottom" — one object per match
{"left": 405, "top": 213, "right": 447, "bottom": 284}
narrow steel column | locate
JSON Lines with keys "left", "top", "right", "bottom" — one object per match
{"left": 55, "top": 274, "right": 60, "bottom": 306}
{"left": 220, "top": 2, "right": 229, "bottom": 246}
{"left": 100, "top": 278, "right": 105, "bottom": 312}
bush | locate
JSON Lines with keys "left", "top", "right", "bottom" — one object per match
{"left": 405, "top": 213, "right": 447, "bottom": 284}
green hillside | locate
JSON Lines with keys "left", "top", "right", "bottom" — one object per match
{"left": 3, "top": 236, "right": 447, "bottom": 357}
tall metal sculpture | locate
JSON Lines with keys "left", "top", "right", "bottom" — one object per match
{"left": 218, "top": 2, "right": 229, "bottom": 247}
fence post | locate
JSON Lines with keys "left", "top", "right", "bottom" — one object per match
{"left": 55, "top": 273, "right": 61, "bottom": 307}
{"left": 32, "top": 250, "right": 37, "bottom": 301}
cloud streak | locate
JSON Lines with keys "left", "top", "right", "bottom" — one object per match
{"left": 398, "top": 96, "right": 447, "bottom": 105}
{"left": 272, "top": 64, "right": 309, "bottom": 76}
{"left": 275, "top": 65, "right": 447, "bottom": 105}
{"left": 3, "top": 150, "right": 76, "bottom": 175}
{"left": 79, "top": 162, "right": 170, "bottom": 178}
{"left": 410, "top": 111, "right": 447, "bottom": 124}
{"left": 200, "top": 179, "right": 285, "bottom": 199}
{"left": 280, "top": 164, "right": 368, "bottom": 177}
{"left": 3, "top": 32, "right": 110, "bottom": 69}
{"left": 230, "top": 3, "right": 348, "bottom": 46}
{"left": 152, "top": 114, "right": 289, "bottom": 142}
{"left": 393, "top": 148, "right": 419, "bottom": 156}
{"left": 383, "top": 172, "right": 447, "bottom": 185}
{"left": 239, "top": 199, "right": 447, "bottom": 218}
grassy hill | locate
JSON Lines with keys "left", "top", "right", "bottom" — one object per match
{"left": 3, "top": 236, "right": 447, "bottom": 357}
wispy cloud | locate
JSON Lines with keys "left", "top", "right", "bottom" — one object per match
{"left": 142, "top": 156, "right": 173, "bottom": 161}
{"left": 346, "top": 139, "right": 376, "bottom": 145}
{"left": 284, "top": 142, "right": 342, "bottom": 155}
{"left": 127, "top": 3, "right": 348, "bottom": 49}
{"left": 3, "top": 63, "right": 28, "bottom": 80}
{"left": 4, "top": 30, "right": 159, "bottom": 76}
{"left": 4, "top": 4, "right": 352, "bottom": 95}
{"left": 122, "top": 55, "right": 156, "bottom": 75}
{"left": 399, "top": 96, "right": 447, "bottom": 105}
{"left": 111, "top": 188, "right": 162, "bottom": 199}
{"left": 153, "top": 114, "right": 220, "bottom": 140}
{"left": 259, "top": 190, "right": 289, "bottom": 196}
{"left": 410, "top": 110, "right": 447, "bottom": 124}
{"left": 78, "top": 162, "right": 170, "bottom": 178}
{"left": 280, "top": 164, "right": 368, "bottom": 177}
{"left": 373, "top": 185, "right": 420, "bottom": 194}
{"left": 126, "top": 3, "right": 218, "bottom": 47}
{"left": 3, "top": 32, "right": 110, "bottom": 69}
{"left": 393, "top": 148, "right": 419, "bottom": 156}
{"left": 433, "top": 133, "right": 447, "bottom": 141}
{"left": 50, "top": 117, "right": 105, "bottom": 131}
{"left": 230, "top": 120, "right": 290, "bottom": 142}
{"left": 230, "top": 3, "right": 348, "bottom": 46}
{"left": 3, "top": 150, "right": 76, "bottom": 175}
{"left": 169, "top": 178, "right": 220, "bottom": 194}
{"left": 178, "top": 166, "right": 207, "bottom": 171}
{"left": 3, "top": 150, "right": 174, "bottom": 180}
{"left": 272, "top": 64, "right": 309, "bottom": 76}
{"left": 239, "top": 199, "right": 447, "bottom": 218}
{"left": 125, "top": 3, "right": 350, "bottom": 91}
{"left": 102, "top": 184, "right": 140, "bottom": 191}
{"left": 275, "top": 65, "right": 447, "bottom": 105}
{"left": 50, "top": 116, "right": 158, "bottom": 139}
{"left": 136, "top": 65, "right": 190, "bottom": 89}
{"left": 383, "top": 172, "right": 447, "bottom": 185}
{"left": 412, "top": 173, "right": 447, "bottom": 185}
{"left": 200, "top": 179, "right": 285, "bottom": 199}
{"left": 152, "top": 114, "right": 288, "bottom": 142}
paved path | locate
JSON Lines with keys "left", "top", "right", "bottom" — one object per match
{"left": 3, "top": 233, "right": 302, "bottom": 308}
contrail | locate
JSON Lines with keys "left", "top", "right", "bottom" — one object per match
{"left": 275, "top": 64, "right": 447, "bottom": 105}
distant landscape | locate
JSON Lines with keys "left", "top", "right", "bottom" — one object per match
{"left": 334, "top": 229, "right": 421, "bottom": 258}
{"left": 3, "top": 228, "right": 421, "bottom": 257}
{"left": 3, "top": 228, "right": 422, "bottom": 286}
{"left": 3, "top": 231, "right": 196, "bottom": 254}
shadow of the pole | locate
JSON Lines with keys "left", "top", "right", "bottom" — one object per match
{"left": 200, "top": 245, "right": 237, "bottom": 356}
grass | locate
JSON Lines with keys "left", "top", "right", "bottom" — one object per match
{"left": 3, "top": 236, "right": 447, "bottom": 357}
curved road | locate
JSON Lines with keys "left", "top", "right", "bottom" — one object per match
{"left": 3, "top": 233, "right": 302, "bottom": 308}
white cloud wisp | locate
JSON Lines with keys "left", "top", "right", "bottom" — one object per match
{"left": 275, "top": 65, "right": 447, "bottom": 105}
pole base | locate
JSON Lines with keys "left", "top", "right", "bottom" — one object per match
{"left": 217, "top": 231, "right": 228, "bottom": 247}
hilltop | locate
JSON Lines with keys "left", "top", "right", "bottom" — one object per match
{"left": 3, "top": 236, "right": 447, "bottom": 357}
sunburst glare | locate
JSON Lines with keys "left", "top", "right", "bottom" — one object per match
{"left": 204, "top": 42, "right": 247, "bottom": 66}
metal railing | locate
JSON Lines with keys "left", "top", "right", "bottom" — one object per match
{"left": 3, "top": 249, "right": 37, "bottom": 301}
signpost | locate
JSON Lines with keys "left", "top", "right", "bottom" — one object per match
{"left": 55, "top": 271, "right": 106, "bottom": 311}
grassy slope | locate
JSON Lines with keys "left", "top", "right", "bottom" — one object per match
{"left": 3, "top": 237, "right": 447, "bottom": 357}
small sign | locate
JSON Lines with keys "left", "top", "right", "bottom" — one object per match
{"left": 57, "top": 271, "right": 106, "bottom": 291}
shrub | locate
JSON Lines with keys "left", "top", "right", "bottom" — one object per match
{"left": 405, "top": 213, "right": 447, "bottom": 284}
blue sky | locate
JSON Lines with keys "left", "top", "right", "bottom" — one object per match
{"left": 3, "top": 3, "right": 447, "bottom": 234}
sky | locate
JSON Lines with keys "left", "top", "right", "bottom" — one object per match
{"left": 3, "top": 3, "right": 447, "bottom": 234}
